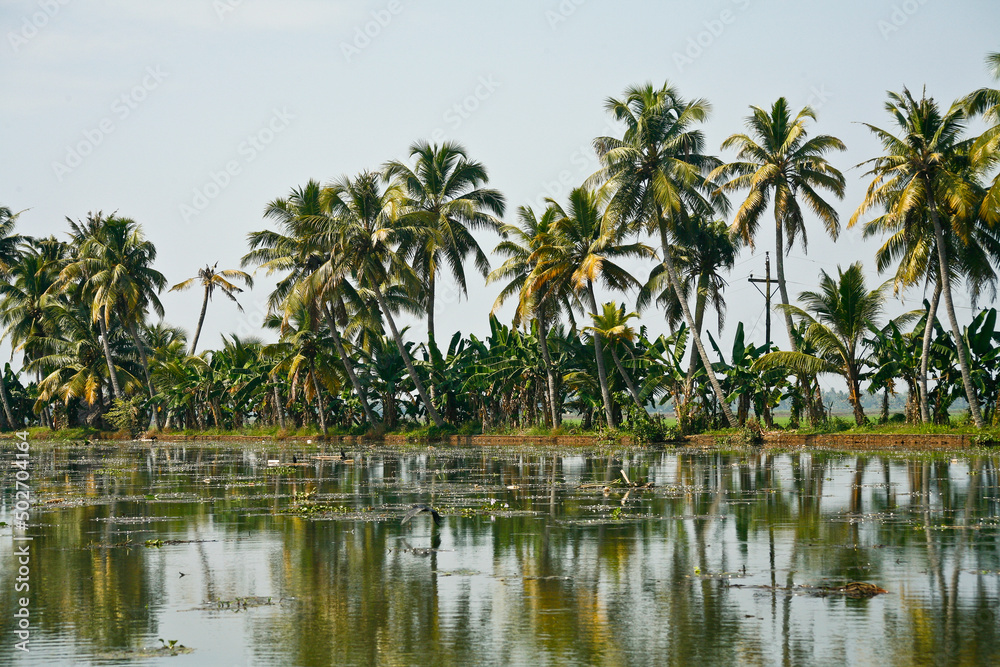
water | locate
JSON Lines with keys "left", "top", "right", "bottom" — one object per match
{"left": 1, "top": 442, "right": 999, "bottom": 666}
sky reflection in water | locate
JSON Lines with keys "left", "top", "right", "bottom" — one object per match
{"left": 1, "top": 443, "right": 999, "bottom": 666}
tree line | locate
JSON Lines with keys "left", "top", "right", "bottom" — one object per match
{"left": 3, "top": 54, "right": 1000, "bottom": 436}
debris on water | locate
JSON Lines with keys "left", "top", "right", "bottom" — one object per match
{"left": 726, "top": 581, "right": 888, "bottom": 598}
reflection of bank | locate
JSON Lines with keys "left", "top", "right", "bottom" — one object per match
{"left": 12, "top": 430, "right": 32, "bottom": 653}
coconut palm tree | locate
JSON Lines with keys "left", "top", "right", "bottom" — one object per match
{"left": 488, "top": 204, "right": 576, "bottom": 426}
{"left": 591, "top": 81, "right": 737, "bottom": 427}
{"left": 709, "top": 97, "right": 847, "bottom": 349}
{"left": 169, "top": 263, "right": 253, "bottom": 354}
{"left": 384, "top": 140, "right": 505, "bottom": 346}
{"left": 60, "top": 213, "right": 166, "bottom": 429}
{"left": 243, "top": 180, "right": 377, "bottom": 425}
{"left": 529, "top": 186, "right": 653, "bottom": 427}
{"left": 861, "top": 196, "right": 1000, "bottom": 422}
{"left": 583, "top": 302, "right": 647, "bottom": 415}
{"left": 323, "top": 171, "right": 445, "bottom": 427}
{"left": 639, "top": 215, "right": 740, "bottom": 397}
{"left": 851, "top": 88, "right": 987, "bottom": 427}
{"left": 963, "top": 51, "right": 1000, "bottom": 225}
{"left": 0, "top": 206, "right": 27, "bottom": 428}
{"left": 754, "top": 263, "right": 896, "bottom": 426}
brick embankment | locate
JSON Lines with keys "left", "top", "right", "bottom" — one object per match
{"left": 3, "top": 431, "right": 990, "bottom": 451}
{"left": 683, "top": 433, "right": 978, "bottom": 450}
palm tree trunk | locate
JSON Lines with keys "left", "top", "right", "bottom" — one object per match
{"left": 684, "top": 274, "right": 709, "bottom": 394}
{"left": 310, "top": 366, "right": 328, "bottom": 437}
{"left": 127, "top": 320, "right": 162, "bottom": 431}
{"left": 609, "top": 346, "right": 647, "bottom": 416}
{"left": 535, "top": 313, "right": 561, "bottom": 427}
{"left": 927, "top": 193, "right": 985, "bottom": 428}
{"left": 919, "top": 277, "right": 942, "bottom": 424}
{"left": 426, "top": 270, "right": 437, "bottom": 346}
{"left": 322, "top": 303, "right": 377, "bottom": 424}
{"left": 97, "top": 308, "right": 123, "bottom": 399}
{"left": 0, "top": 372, "right": 15, "bottom": 430}
{"left": 190, "top": 285, "right": 210, "bottom": 354}
{"left": 657, "top": 221, "right": 737, "bottom": 428}
{"left": 586, "top": 284, "right": 616, "bottom": 427}
{"left": 271, "top": 377, "right": 286, "bottom": 429}
{"left": 372, "top": 284, "right": 445, "bottom": 427}
{"left": 774, "top": 217, "right": 797, "bottom": 351}
{"left": 426, "top": 271, "right": 439, "bottom": 406}
{"left": 848, "top": 366, "right": 866, "bottom": 426}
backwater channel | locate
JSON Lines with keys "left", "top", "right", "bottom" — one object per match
{"left": 1, "top": 441, "right": 999, "bottom": 666}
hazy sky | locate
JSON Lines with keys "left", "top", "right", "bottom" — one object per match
{"left": 3, "top": 0, "right": 999, "bottom": 369}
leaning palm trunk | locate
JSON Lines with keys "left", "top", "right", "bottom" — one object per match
{"left": 97, "top": 307, "right": 123, "bottom": 399}
{"left": 371, "top": 284, "right": 445, "bottom": 427}
{"left": 919, "top": 277, "right": 942, "bottom": 424}
{"left": 189, "top": 285, "right": 211, "bottom": 355}
{"left": 535, "top": 313, "right": 561, "bottom": 427}
{"left": 0, "top": 374, "right": 15, "bottom": 430}
{"left": 310, "top": 366, "right": 328, "bottom": 437}
{"left": 586, "top": 285, "right": 617, "bottom": 427}
{"left": 322, "top": 304, "right": 377, "bottom": 425}
{"left": 609, "top": 346, "right": 648, "bottom": 416}
{"left": 927, "top": 194, "right": 984, "bottom": 428}
{"left": 657, "top": 221, "right": 736, "bottom": 428}
{"left": 127, "top": 320, "right": 161, "bottom": 431}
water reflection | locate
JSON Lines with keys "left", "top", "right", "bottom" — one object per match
{"left": 1, "top": 444, "right": 998, "bottom": 665}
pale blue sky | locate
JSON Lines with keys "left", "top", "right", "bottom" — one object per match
{"left": 2, "top": 0, "right": 998, "bottom": 364}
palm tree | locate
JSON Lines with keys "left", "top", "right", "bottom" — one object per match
{"left": 0, "top": 206, "right": 27, "bottom": 428}
{"left": 851, "top": 88, "right": 987, "bottom": 428}
{"left": 640, "top": 215, "right": 740, "bottom": 394}
{"left": 860, "top": 198, "right": 1000, "bottom": 422}
{"left": 60, "top": 212, "right": 166, "bottom": 429}
{"left": 963, "top": 51, "right": 1000, "bottom": 225}
{"left": 709, "top": 97, "right": 847, "bottom": 349}
{"left": 591, "top": 81, "right": 737, "bottom": 427}
{"left": 323, "top": 171, "right": 445, "bottom": 427}
{"left": 0, "top": 236, "right": 69, "bottom": 427}
{"left": 754, "top": 263, "right": 895, "bottom": 426}
{"left": 169, "top": 263, "right": 253, "bottom": 354}
{"left": 384, "top": 140, "right": 506, "bottom": 346}
{"left": 488, "top": 204, "right": 576, "bottom": 426}
{"left": 530, "top": 187, "right": 652, "bottom": 427}
{"left": 243, "top": 180, "right": 377, "bottom": 425}
{"left": 583, "top": 302, "right": 647, "bottom": 415}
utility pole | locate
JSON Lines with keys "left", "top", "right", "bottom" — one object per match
{"left": 748, "top": 252, "right": 778, "bottom": 347}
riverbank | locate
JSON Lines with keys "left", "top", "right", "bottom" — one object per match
{"left": 3, "top": 427, "right": 996, "bottom": 451}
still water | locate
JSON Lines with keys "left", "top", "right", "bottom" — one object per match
{"left": 1, "top": 441, "right": 999, "bottom": 666}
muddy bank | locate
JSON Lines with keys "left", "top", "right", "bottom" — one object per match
{"left": 12, "top": 430, "right": 989, "bottom": 450}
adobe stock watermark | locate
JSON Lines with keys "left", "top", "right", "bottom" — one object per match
{"left": 51, "top": 66, "right": 168, "bottom": 182}
{"left": 545, "top": 0, "right": 587, "bottom": 30}
{"left": 673, "top": 0, "right": 751, "bottom": 73}
{"left": 179, "top": 108, "right": 294, "bottom": 224}
{"left": 340, "top": 0, "right": 407, "bottom": 62}
{"left": 528, "top": 115, "right": 619, "bottom": 211}
{"left": 7, "top": 0, "right": 72, "bottom": 53}
{"left": 877, "top": 0, "right": 931, "bottom": 40}
{"left": 11, "top": 431, "right": 32, "bottom": 653}
{"left": 426, "top": 75, "right": 501, "bottom": 144}
{"left": 214, "top": 0, "right": 243, "bottom": 21}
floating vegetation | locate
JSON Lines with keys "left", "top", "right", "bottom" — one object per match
{"left": 726, "top": 581, "right": 889, "bottom": 598}
{"left": 263, "top": 465, "right": 296, "bottom": 475}
{"left": 197, "top": 596, "right": 275, "bottom": 611}
{"left": 95, "top": 639, "right": 193, "bottom": 659}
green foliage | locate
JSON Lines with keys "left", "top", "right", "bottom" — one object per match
{"left": 105, "top": 396, "right": 145, "bottom": 438}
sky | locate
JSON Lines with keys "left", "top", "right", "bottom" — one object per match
{"left": 2, "top": 0, "right": 999, "bottom": 376}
